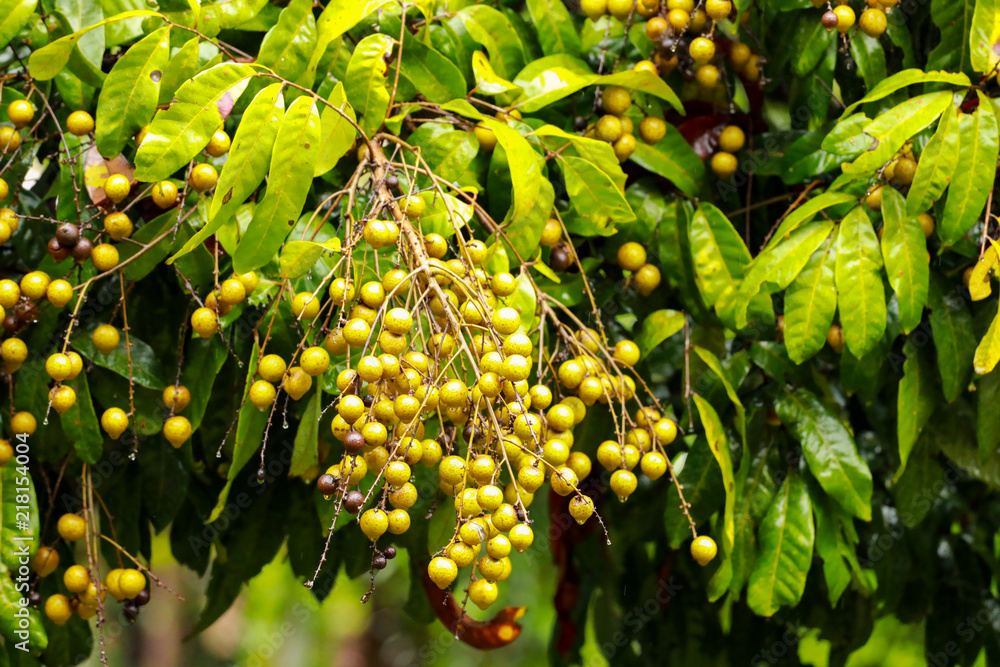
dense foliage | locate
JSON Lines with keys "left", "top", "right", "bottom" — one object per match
{"left": 2, "top": 0, "right": 1000, "bottom": 665}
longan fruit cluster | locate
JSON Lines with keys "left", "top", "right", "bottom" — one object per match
{"left": 32, "top": 514, "right": 151, "bottom": 626}
{"left": 616, "top": 242, "right": 662, "bottom": 296}
{"left": 583, "top": 86, "right": 639, "bottom": 162}
{"left": 818, "top": 0, "right": 894, "bottom": 38}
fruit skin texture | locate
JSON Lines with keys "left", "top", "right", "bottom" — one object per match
{"left": 58, "top": 513, "right": 87, "bottom": 541}
{"left": 859, "top": 7, "right": 887, "bottom": 37}
{"left": 164, "top": 415, "right": 192, "bottom": 447}
{"left": 0, "top": 127, "right": 21, "bottom": 154}
{"left": 152, "top": 181, "right": 178, "bottom": 208}
{"left": 428, "top": 556, "right": 458, "bottom": 589}
{"left": 191, "top": 307, "right": 219, "bottom": 338}
{"left": 639, "top": 116, "right": 667, "bottom": 144}
{"left": 67, "top": 110, "right": 95, "bottom": 136}
{"left": 617, "top": 242, "right": 646, "bottom": 271}
{"left": 103, "top": 174, "right": 131, "bottom": 203}
{"left": 206, "top": 129, "right": 231, "bottom": 157}
{"left": 833, "top": 5, "right": 855, "bottom": 32}
{"left": 189, "top": 163, "right": 218, "bottom": 192}
{"left": 719, "top": 125, "right": 746, "bottom": 153}
{"left": 101, "top": 407, "right": 129, "bottom": 439}
{"left": 46, "top": 594, "right": 72, "bottom": 626}
{"left": 8, "top": 100, "right": 34, "bottom": 128}
{"left": 691, "top": 535, "right": 718, "bottom": 565}
{"left": 602, "top": 86, "right": 631, "bottom": 115}
{"left": 118, "top": 569, "right": 147, "bottom": 598}
{"left": 91, "top": 243, "right": 119, "bottom": 271}
{"left": 711, "top": 151, "right": 738, "bottom": 179}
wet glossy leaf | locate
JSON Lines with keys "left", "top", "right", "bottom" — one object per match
{"left": 835, "top": 206, "right": 886, "bottom": 358}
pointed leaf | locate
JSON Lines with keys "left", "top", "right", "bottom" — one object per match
{"left": 256, "top": 0, "right": 316, "bottom": 83}
{"left": 471, "top": 51, "right": 522, "bottom": 96}
{"left": 775, "top": 388, "right": 873, "bottom": 521}
{"left": 559, "top": 155, "right": 634, "bottom": 231}
{"left": 0, "top": 0, "right": 38, "bottom": 52}
{"left": 399, "top": 37, "right": 467, "bottom": 104}
{"left": 843, "top": 92, "right": 954, "bottom": 175}
{"left": 135, "top": 62, "right": 256, "bottom": 181}
{"left": 835, "top": 206, "right": 886, "bottom": 358}
{"left": 896, "top": 336, "right": 938, "bottom": 480}
{"left": 344, "top": 33, "right": 392, "bottom": 136}
{"left": 95, "top": 26, "right": 171, "bottom": 159}
{"left": 305, "top": 0, "right": 393, "bottom": 87}
{"left": 290, "top": 389, "right": 321, "bottom": 477}
{"left": 906, "top": 101, "right": 960, "bottom": 216}
{"left": 765, "top": 191, "right": 856, "bottom": 251}
{"left": 940, "top": 92, "right": 999, "bottom": 245}
{"left": 525, "top": 0, "right": 581, "bottom": 57}
{"left": 970, "top": 0, "right": 1000, "bottom": 73}
{"left": 314, "top": 81, "right": 357, "bottom": 178}
{"left": 880, "top": 187, "right": 929, "bottom": 333}
{"left": 635, "top": 309, "right": 685, "bottom": 358}
{"left": 629, "top": 124, "right": 703, "bottom": 196}
{"left": 747, "top": 473, "right": 814, "bottom": 617}
{"left": 60, "top": 367, "right": 104, "bottom": 464}
{"left": 839, "top": 68, "right": 969, "bottom": 117}
{"left": 694, "top": 394, "right": 735, "bottom": 600}
{"left": 785, "top": 240, "right": 837, "bottom": 364}
{"left": 974, "top": 303, "right": 1000, "bottom": 375}
{"left": 928, "top": 273, "right": 976, "bottom": 402}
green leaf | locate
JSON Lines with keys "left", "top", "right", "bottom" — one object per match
{"left": 453, "top": 5, "right": 527, "bottom": 80}
{"left": 399, "top": 37, "right": 467, "bottom": 104}
{"left": 203, "top": 83, "right": 284, "bottom": 237}
{"left": 179, "top": 337, "right": 227, "bottom": 432}
{"left": 791, "top": 14, "right": 834, "bottom": 76}
{"left": 95, "top": 26, "right": 170, "bottom": 158}
{"left": 835, "top": 206, "right": 886, "bottom": 358}
{"left": 119, "top": 209, "right": 179, "bottom": 280}
{"left": 747, "top": 472, "right": 814, "bottom": 617}
{"left": 72, "top": 326, "right": 167, "bottom": 390}
{"left": 483, "top": 117, "right": 550, "bottom": 260}
{"left": 974, "top": 302, "right": 1000, "bottom": 375}
{"left": 879, "top": 187, "right": 929, "bottom": 333}
{"left": 54, "top": 0, "right": 104, "bottom": 68}
{"left": 233, "top": 95, "right": 320, "bottom": 273}
{"left": 785, "top": 240, "right": 837, "bottom": 364}
{"left": 896, "top": 336, "right": 938, "bottom": 480}
{"left": 534, "top": 125, "right": 625, "bottom": 188}
{"left": 0, "top": 566, "right": 47, "bottom": 654}
{"left": 765, "top": 192, "right": 856, "bottom": 251}
{"left": 511, "top": 54, "right": 683, "bottom": 114}
{"left": 280, "top": 239, "right": 337, "bottom": 278}
{"left": 634, "top": 309, "right": 685, "bottom": 358}
{"left": 314, "top": 81, "right": 356, "bottom": 178}
{"left": 558, "top": 155, "right": 634, "bottom": 231}
{"left": 693, "top": 346, "right": 746, "bottom": 445}
{"left": 775, "top": 388, "right": 873, "bottom": 521}
{"left": 134, "top": 62, "right": 256, "bottom": 182}
{"left": 344, "top": 33, "right": 392, "bottom": 136}
{"left": 733, "top": 220, "right": 833, "bottom": 329}
{"left": 839, "top": 68, "right": 970, "bottom": 117}
{"left": 940, "top": 92, "right": 999, "bottom": 245}
{"left": 305, "top": 0, "right": 393, "bottom": 87}
{"left": 256, "top": 0, "right": 315, "bottom": 83}
{"left": 525, "top": 0, "right": 581, "bottom": 57}
{"left": 208, "top": 343, "right": 266, "bottom": 523}
{"left": 906, "top": 101, "right": 960, "bottom": 216}
{"left": 409, "top": 126, "right": 478, "bottom": 185}
{"left": 664, "top": 439, "right": 723, "bottom": 548}
{"left": 158, "top": 38, "right": 200, "bottom": 107}
{"left": 629, "top": 124, "right": 704, "bottom": 196}
{"left": 928, "top": 273, "right": 976, "bottom": 402}
{"left": 651, "top": 196, "right": 703, "bottom": 311}
{"left": 60, "top": 371, "right": 103, "bottom": 464}
{"left": 0, "top": 0, "right": 38, "bottom": 52}
{"left": 843, "top": 92, "right": 954, "bottom": 175}
{"left": 810, "top": 486, "right": 854, "bottom": 607}
{"left": 28, "top": 10, "right": 162, "bottom": 80}
{"left": 970, "top": 0, "right": 1000, "bottom": 73}
{"left": 849, "top": 33, "right": 887, "bottom": 91}
{"left": 689, "top": 203, "right": 750, "bottom": 304}
{"left": 977, "top": 368, "right": 1000, "bottom": 460}
{"left": 927, "top": 0, "right": 974, "bottom": 73}
{"left": 471, "top": 51, "right": 522, "bottom": 96}
{"left": 693, "top": 394, "right": 735, "bottom": 601}
{"left": 290, "top": 389, "right": 321, "bottom": 477}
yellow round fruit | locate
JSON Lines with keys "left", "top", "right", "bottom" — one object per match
{"left": 46, "top": 279, "right": 73, "bottom": 308}
{"left": 189, "top": 163, "right": 218, "bottom": 192}
{"left": 152, "top": 180, "right": 178, "bottom": 208}
{"left": 206, "top": 128, "right": 231, "bottom": 157}
{"left": 711, "top": 151, "right": 738, "bottom": 179}
{"left": 103, "top": 174, "right": 131, "bottom": 203}
{"left": 91, "top": 243, "right": 120, "bottom": 271}
{"left": 101, "top": 407, "right": 129, "bottom": 439}
{"left": 691, "top": 535, "right": 718, "bottom": 565}
{"left": 104, "top": 211, "right": 133, "bottom": 240}
{"left": 164, "top": 415, "right": 192, "bottom": 447}
{"left": 33, "top": 546, "right": 59, "bottom": 577}
{"left": 8, "top": 100, "right": 34, "bottom": 129}
{"left": 66, "top": 110, "right": 95, "bottom": 136}
{"left": 63, "top": 564, "right": 90, "bottom": 594}
{"left": 12, "top": 411, "right": 36, "bottom": 435}
{"left": 57, "top": 513, "right": 87, "bottom": 541}
{"left": 118, "top": 568, "right": 147, "bottom": 598}
{"left": 163, "top": 384, "right": 191, "bottom": 413}
{"left": 45, "top": 594, "right": 72, "bottom": 626}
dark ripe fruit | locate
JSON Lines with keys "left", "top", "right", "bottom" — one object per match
{"left": 373, "top": 554, "right": 387, "bottom": 570}
{"left": 821, "top": 11, "right": 839, "bottom": 29}
{"left": 3, "top": 314, "right": 20, "bottom": 333}
{"left": 29, "top": 591, "right": 42, "bottom": 607}
{"left": 317, "top": 473, "right": 339, "bottom": 495}
{"left": 345, "top": 429, "right": 366, "bottom": 454}
{"left": 573, "top": 116, "right": 588, "bottom": 131}
{"left": 256, "top": 468, "right": 266, "bottom": 483}
{"left": 551, "top": 244, "right": 573, "bottom": 272}
{"left": 362, "top": 394, "right": 375, "bottom": 408}
{"left": 383, "top": 545, "right": 397, "bottom": 560}
{"left": 71, "top": 237, "right": 93, "bottom": 261}
{"left": 56, "top": 223, "right": 80, "bottom": 247}
{"left": 123, "top": 602, "right": 140, "bottom": 622}
{"left": 15, "top": 299, "right": 38, "bottom": 324}
{"left": 344, "top": 490, "right": 365, "bottom": 514}
{"left": 385, "top": 173, "right": 399, "bottom": 191}
{"left": 47, "top": 237, "right": 69, "bottom": 261}
{"left": 135, "top": 588, "right": 150, "bottom": 606}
